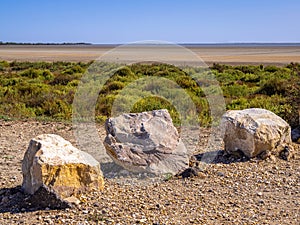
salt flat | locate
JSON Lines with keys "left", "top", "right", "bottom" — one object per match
{"left": 1, "top": 45, "right": 300, "bottom": 65}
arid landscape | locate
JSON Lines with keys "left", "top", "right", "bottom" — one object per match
{"left": 2, "top": 0, "right": 300, "bottom": 223}
{"left": 0, "top": 45, "right": 300, "bottom": 224}
{"left": 1, "top": 45, "right": 300, "bottom": 65}
{"left": 0, "top": 46, "right": 300, "bottom": 224}
{"left": 0, "top": 120, "right": 299, "bottom": 224}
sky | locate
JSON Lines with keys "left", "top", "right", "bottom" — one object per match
{"left": 1, "top": 0, "right": 300, "bottom": 44}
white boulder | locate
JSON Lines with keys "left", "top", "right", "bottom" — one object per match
{"left": 22, "top": 134, "right": 104, "bottom": 199}
{"left": 221, "top": 108, "right": 292, "bottom": 158}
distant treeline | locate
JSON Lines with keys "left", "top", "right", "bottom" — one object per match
{"left": 0, "top": 41, "right": 92, "bottom": 45}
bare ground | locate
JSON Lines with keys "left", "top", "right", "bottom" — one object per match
{"left": 1, "top": 45, "right": 300, "bottom": 65}
{"left": 0, "top": 120, "right": 299, "bottom": 224}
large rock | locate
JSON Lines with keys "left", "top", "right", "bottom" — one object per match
{"left": 221, "top": 108, "right": 292, "bottom": 158}
{"left": 22, "top": 134, "right": 104, "bottom": 199}
{"left": 103, "top": 109, "right": 189, "bottom": 175}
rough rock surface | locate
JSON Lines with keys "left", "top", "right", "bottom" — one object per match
{"left": 103, "top": 109, "right": 189, "bottom": 175}
{"left": 221, "top": 108, "right": 292, "bottom": 158}
{"left": 22, "top": 134, "right": 104, "bottom": 199}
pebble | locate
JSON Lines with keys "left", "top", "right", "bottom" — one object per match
{"left": 64, "top": 196, "right": 81, "bottom": 205}
{"left": 217, "top": 172, "right": 225, "bottom": 177}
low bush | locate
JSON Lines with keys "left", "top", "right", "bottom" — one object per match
{"left": 0, "top": 60, "right": 299, "bottom": 127}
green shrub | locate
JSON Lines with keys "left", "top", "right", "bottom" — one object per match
{"left": 41, "top": 69, "right": 54, "bottom": 80}
{"left": 62, "top": 65, "right": 85, "bottom": 75}
{"left": 210, "top": 63, "right": 230, "bottom": 73}
{"left": 257, "top": 77, "right": 289, "bottom": 95}
{"left": 50, "top": 73, "right": 81, "bottom": 85}
{"left": 101, "top": 81, "right": 126, "bottom": 94}
{"left": 114, "top": 66, "right": 135, "bottom": 77}
{"left": 0, "top": 61, "right": 299, "bottom": 127}
{"left": 264, "top": 65, "right": 280, "bottom": 73}
{"left": 223, "top": 84, "right": 251, "bottom": 98}
{"left": 235, "top": 65, "right": 261, "bottom": 74}
{"left": 131, "top": 96, "right": 181, "bottom": 125}
{"left": 20, "top": 68, "right": 41, "bottom": 78}
{"left": 0, "top": 61, "right": 9, "bottom": 71}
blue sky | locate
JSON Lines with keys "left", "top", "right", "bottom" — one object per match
{"left": 1, "top": 0, "right": 299, "bottom": 43}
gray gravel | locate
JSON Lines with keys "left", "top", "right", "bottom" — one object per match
{"left": 0, "top": 120, "right": 299, "bottom": 224}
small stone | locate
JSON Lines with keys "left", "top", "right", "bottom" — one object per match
{"left": 93, "top": 202, "right": 100, "bottom": 207}
{"left": 217, "top": 172, "right": 225, "bottom": 177}
{"left": 82, "top": 210, "right": 89, "bottom": 214}
{"left": 176, "top": 167, "right": 199, "bottom": 178}
{"left": 64, "top": 196, "right": 81, "bottom": 205}
{"left": 279, "top": 145, "right": 293, "bottom": 161}
{"left": 257, "top": 192, "right": 263, "bottom": 196}
{"left": 102, "top": 209, "right": 107, "bottom": 214}
{"left": 269, "top": 155, "right": 277, "bottom": 162}
{"left": 139, "top": 218, "right": 147, "bottom": 223}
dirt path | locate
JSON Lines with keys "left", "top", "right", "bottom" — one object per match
{"left": 0, "top": 120, "right": 299, "bottom": 224}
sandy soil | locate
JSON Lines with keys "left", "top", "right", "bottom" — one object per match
{"left": 0, "top": 120, "right": 299, "bottom": 224}
{"left": 1, "top": 45, "right": 300, "bottom": 65}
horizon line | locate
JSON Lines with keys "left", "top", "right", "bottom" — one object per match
{"left": 1, "top": 41, "right": 300, "bottom": 46}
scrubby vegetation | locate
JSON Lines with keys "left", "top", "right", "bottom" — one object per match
{"left": 0, "top": 61, "right": 299, "bottom": 127}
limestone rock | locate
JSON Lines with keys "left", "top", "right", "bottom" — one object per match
{"left": 221, "top": 108, "right": 292, "bottom": 158}
{"left": 22, "top": 134, "right": 104, "bottom": 199}
{"left": 103, "top": 109, "right": 189, "bottom": 175}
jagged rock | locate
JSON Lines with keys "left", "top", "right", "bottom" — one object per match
{"left": 278, "top": 145, "right": 293, "bottom": 160}
{"left": 292, "top": 126, "right": 300, "bottom": 143}
{"left": 103, "top": 109, "right": 189, "bottom": 175}
{"left": 221, "top": 108, "right": 292, "bottom": 158}
{"left": 22, "top": 134, "right": 104, "bottom": 200}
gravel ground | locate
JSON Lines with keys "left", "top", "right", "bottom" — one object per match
{"left": 0, "top": 120, "right": 299, "bottom": 224}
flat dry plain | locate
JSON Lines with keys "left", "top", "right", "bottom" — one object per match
{"left": 1, "top": 44, "right": 300, "bottom": 65}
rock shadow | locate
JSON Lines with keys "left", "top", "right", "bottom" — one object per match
{"left": 100, "top": 162, "right": 127, "bottom": 178}
{"left": 194, "top": 150, "right": 250, "bottom": 164}
{"left": 0, "top": 185, "right": 71, "bottom": 214}
{"left": 100, "top": 162, "right": 157, "bottom": 180}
